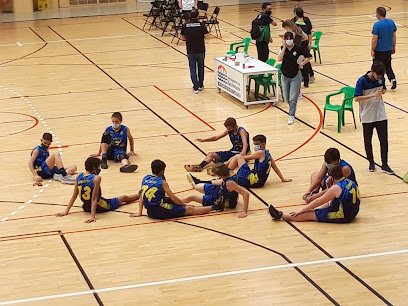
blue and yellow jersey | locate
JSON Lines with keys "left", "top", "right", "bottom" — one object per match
{"left": 328, "top": 178, "right": 360, "bottom": 220}
{"left": 221, "top": 176, "right": 239, "bottom": 208}
{"left": 141, "top": 174, "right": 165, "bottom": 208}
{"left": 31, "top": 145, "right": 49, "bottom": 172}
{"left": 76, "top": 173, "right": 101, "bottom": 206}
{"left": 252, "top": 149, "right": 272, "bottom": 186}
{"left": 105, "top": 125, "right": 128, "bottom": 150}
{"left": 326, "top": 159, "right": 358, "bottom": 185}
{"left": 229, "top": 126, "right": 250, "bottom": 154}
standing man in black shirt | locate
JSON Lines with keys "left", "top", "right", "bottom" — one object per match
{"left": 255, "top": 2, "right": 278, "bottom": 62}
{"left": 181, "top": 9, "right": 210, "bottom": 94}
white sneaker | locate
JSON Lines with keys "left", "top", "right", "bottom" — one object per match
{"left": 61, "top": 175, "right": 75, "bottom": 185}
{"left": 288, "top": 116, "right": 295, "bottom": 125}
{"left": 53, "top": 174, "right": 63, "bottom": 181}
{"left": 298, "top": 90, "right": 303, "bottom": 99}
{"left": 193, "top": 89, "right": 199, "bottom": 94}
{"left": 309, "top": 76, "right": 315, "bottom": 84}
{"left": 198, "top": 86, "right": 204, "bottom": 91}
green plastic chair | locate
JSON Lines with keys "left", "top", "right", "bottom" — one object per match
{"left": 253, "top": 61, "right": 283, "bottom": 101}
{"left": 247, "top": 58, "right": 276, "bottom": 96}
{"left": 227, "top": 38, "right": 251, "bottom": 55}
{"left": 311, "top": 31, "right": 322, "bottom": 64}
{"left": 323, "top": 86, "right": 356, "bottom": 133}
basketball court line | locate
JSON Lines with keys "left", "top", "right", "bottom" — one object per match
{"left": 1, "top": 247, "right": 406, "bottom": 305}
{"left": 153, "top": 85, "right": 216, "bottom": 130}
{"left": 59, "top": 232, "right": 104, "bottom": 305}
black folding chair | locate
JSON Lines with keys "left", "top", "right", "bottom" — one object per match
{"left": 142, "top": 1, "right": 164, "bottom": 30}
{"left": 205, "top": 6, "right": 221, "bottom": 38}
{"left": 197, "top": 2, "right": 209, "bottom": 22}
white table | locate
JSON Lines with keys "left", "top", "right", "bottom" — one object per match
{"left": 214, "top": 56, "right": 279, "bottom": 106}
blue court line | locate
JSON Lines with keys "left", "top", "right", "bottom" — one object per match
{"left": 227, "top": 31, "right": 408, "bottom": 114}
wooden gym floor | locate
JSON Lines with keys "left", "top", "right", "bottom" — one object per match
{"left": 0, "top": 0, "right": 407, "bottom": 304}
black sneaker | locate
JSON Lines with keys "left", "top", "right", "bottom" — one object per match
{"left": 101, "top": 157, "right": 108, "bottom": 169}
{"left": 381, "top": 165, "right": 394, "bottom": 175}
{"left": 268, "top": 204, "right": 282, "bottom": 220}
{"left": 186, "top": 172, "right": 200, "bottom": 188}
{"left": 120, "top": 164, "right": 138, "bottom": 173}
{"left": 368, "top": 163, "right": 375, "bottom": 172}
{"left": 391, "top": 80, "right": 397, "bottom": 90}
{"left": 213, "top": 196, "right": 225, "bottom": 211}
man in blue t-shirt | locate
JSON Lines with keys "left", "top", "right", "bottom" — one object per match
{"left": 371, "top": 6, "right": 397, "bottom": 89}
{"left": 354, "top": 62, "right": 393, "bottom": 175}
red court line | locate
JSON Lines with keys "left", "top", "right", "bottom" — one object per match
{"left": 275, "top": 94, "right": 323, "bottom": 161}
{"left": 207, "top": 103, "right": 272, "bottom": 123}
{"left": 0, "top": 129, "right": 213, "bottom": 154}
{"left": 154, "top": 85, "right": 216, "bottom": 131}
{"left": 0, "top": 112, "right": 39, "bottom": 137}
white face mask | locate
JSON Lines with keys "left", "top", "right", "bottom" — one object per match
{"left": 326, "top": 163, "right": 334, "bottom": 170}
{"left": 254, "top": 145, "right": 262, "bottom": 151}
{"left": 112, "top": 123, "right": 121, "bottom": 129}
{"left": 286, "top": 40, "right": 294, "bottom": 46}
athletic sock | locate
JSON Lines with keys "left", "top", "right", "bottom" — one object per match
{"left": 102, "top": 153, "right": 107, "bottom": 159}
{"left": 59, "top": 168, "right": 67, "bottom": 176}
{"left": 199, "top": 161, "right": 208, "bottom": 168}
{"left": 198, "top": 179, "right": 212, "bottom": 184}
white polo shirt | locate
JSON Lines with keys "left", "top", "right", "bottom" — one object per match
{"left": 181, "top": 0, "right": 195, "bottom": 11}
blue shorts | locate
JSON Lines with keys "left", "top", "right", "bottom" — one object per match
{"left": 107, "top": 146, "right": 127, "bottom": 163}
{"left": 82, "top": 197, "right": 120, "bottom": 213}
{"left": 202, "top": 184, "right": 220, "bottom": 206}
{"left": 315, "top": 205, "right": 358, "bottom": 223}
{"left": 235, "top": 164, "right": 251, "bottom": 187}
{"left": 146, "top": 198, "right": 186, "bottom": 220}
{"left": 37, "top": 161, "right": 59, "bottom": 179}
{"left": 215, "top": 150, "right": 239, "bottom": 163}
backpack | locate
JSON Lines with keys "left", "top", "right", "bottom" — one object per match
{"left": 250, "top": 15, "right": 265, "bottom": 40}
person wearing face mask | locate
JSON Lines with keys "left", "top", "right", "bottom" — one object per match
{"left": 131, "top": 159, "right": 217, "bottom": 219}
{"left": 354, "top": 61, "right": 394, "bottom": 174}
{"left": 255, "top": 2, "right": 278, "bottom": 62}
{"left": 184, "top": 117, "right": 249, "bottom": 172}
{"left": 277, "top": 31, "right": 312, "bottom": 125}
{"left": 199, "top": 135, "right": 291, "bottom": 189}
{"left": 29, "top": 132, "right": 76, "bottom": 185}
{"left": 91, "top": 112, "right": 137, "bottom": 173}
{"left": 291, "top": 7, "right": 315, "bottom": 86}
{"left": 302, "top": 148, "right": 357, "bottom": 204}
{"left": 57, "top": 157, "right": 139, "bottom": 223}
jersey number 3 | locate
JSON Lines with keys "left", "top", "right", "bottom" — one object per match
{"left": 78, "top": 186, "right": 92, "bottom": 201}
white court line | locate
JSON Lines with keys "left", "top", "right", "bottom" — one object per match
{"left": 1, "top": 248, "right": 407, "bottom": 305}
{"left": 367, "top": 15, "right": 403, "bottom": 26}
{"left": 312, "top": 11, "right": 408, "bottom": 22}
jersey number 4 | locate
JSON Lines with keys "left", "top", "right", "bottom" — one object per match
{"left": 141, "top": 185, "right": 158, "bottom": 201}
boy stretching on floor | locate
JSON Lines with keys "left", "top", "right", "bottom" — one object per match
{"left": 185, "top": 117, "right": 249, "bottom": 172}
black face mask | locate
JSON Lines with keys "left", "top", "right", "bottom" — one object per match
{"left": 41, "top": 143, "right": 50, "bottom": 150}
{"left": 265, "top": 10, "right": 272, "bottom": 16}
{"left": 95, "top": 168, "right": 101, "bottom": 175}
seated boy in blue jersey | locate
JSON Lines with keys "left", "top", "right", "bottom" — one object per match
{"left": 57, "top": 157, "right": 139, "bottom": 223}
{"left": 90, "top": 112, "right": 138, "bottom": 173}
{"left": 184, "top": 117, "right": 249, "bottom": 172}
{"left": 222, "top": 134, "right": 292, "bottom": 188}
{"left": 184, "top": 163, "right": 250, "bottom": 218}
{"left": 269, "top": 165, "right": 360, "bottom": 223}
{"left": 302, "top": 148, "right": 357, "bottom": 203}
{"left": 29, "top": 132, "right": 77, "bottom": 185}
{"left": 131, "top": 159, "right": 221, "bottom": 220}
